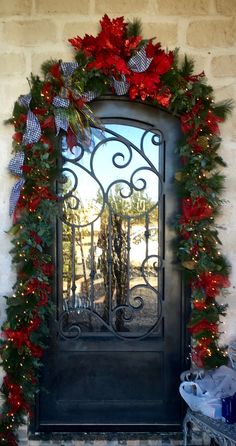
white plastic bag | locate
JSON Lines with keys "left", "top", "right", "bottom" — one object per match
{"left": 196, "top": 365, "right": 236, "bottom": 398}
{"left": 179, "top": 381, "right": 206, "bottom": 411}
{"left": 179, "top": 381, "right": 222, "bottom": 419}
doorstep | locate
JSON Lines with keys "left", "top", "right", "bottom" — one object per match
{"left": 18, "top": 430, "right": 207, "bottom": 446}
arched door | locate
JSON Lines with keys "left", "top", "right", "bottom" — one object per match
{"left": 35, "top": 97, "right": 185, "bottom": 432}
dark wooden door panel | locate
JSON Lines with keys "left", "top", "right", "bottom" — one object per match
{"left": 35, "top": 98, "right": 183, "bottom": 432}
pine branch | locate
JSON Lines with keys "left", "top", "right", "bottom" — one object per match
{"left": 212, "top": 100, "right": 234, "bottom": 120}
{"left": 126, "top": 18, "right": 143, "bottom": 37}
{"left": 40, "top": 59, "right": 60, "bottom": 77}
{"left": 179, "top": 54, "right": 195, "bottom": 77}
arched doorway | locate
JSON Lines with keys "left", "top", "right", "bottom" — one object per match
{"left": 35, "top": 97, "right": 186, "bottom": 432}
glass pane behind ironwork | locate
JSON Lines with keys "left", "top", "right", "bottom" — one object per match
{"left": 58, "top": 122, "right": 163, "bottom": 339}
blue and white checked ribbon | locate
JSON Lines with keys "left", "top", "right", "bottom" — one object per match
{"left": 9, "top": 178, "right": 25, "bottom": 216}
{"left": 81, "top": 91, "right": 99, "bottom": 102}
{"left": 128, "top": 45, "right": 153, "bottom": 73}
{"left": 54, "top": 111, "right": 69, "bottom": 135}
{"left": 112, "top": 75, "right": 130, "bottom": 96}
{"left": 18, "top": 94, "right": 42, "bottom": 145}
{"left": 52, "top": 95, "right": 70, "bottom": 135}
{"left": 60, "top": 62, "right": 78, "bottom": 79}
{"left": 8, "top": 151, "right": 25, "bottom": 176}
{"left": 52, "top": 96, "right": 70, "bottom": 108}
{"left": 8, "top": 151, "right": 25, "bottom": 216}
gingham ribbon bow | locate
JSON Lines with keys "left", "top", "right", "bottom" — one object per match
{"left": 81, "top": 91, "right": 99, "bottom": 102}
{"left": 128, "top": 45, "right": 153, "bottom": 73}
{"left": 52, "top": 96, "right": 70, "bottom": 135}
{"left": 112, "top": 75, "right": 130, "bottom": 96}
{"left": 8, "top": 151, "right": 25, "bottom": 216}
{"left": 18, "top": 94, "right": 42, "bottom": 145}
{"left": 60, "top": 61, "right": 78, "bottom": 80}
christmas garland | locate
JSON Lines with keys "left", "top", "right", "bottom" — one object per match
{"left": 0, "top": 15, "right": 232, "bottom": 445}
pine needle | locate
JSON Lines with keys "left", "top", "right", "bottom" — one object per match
{"left": 41, "top": 59, "right": 60, "bottom": 77}
{"left": 179, "top": 54, "right": 195, "bottom": 77}
{"left": 126, "top": 18, "right": 143, "bottom": 37}
{"left": 213, "top": 100, "right": 234, "bottom": 120}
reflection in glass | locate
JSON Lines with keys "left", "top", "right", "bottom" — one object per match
{"left": 59, "top": 123, "right": 163, "bottom": 339}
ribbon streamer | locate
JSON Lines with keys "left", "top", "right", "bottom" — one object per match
{"left": 18, "top": 94, "right": 42, "bottom": 145}
{"left": 82, "top": 91, "right": 99, "bottom": 102}
{"left": 52, "top": 96, "right": 70, "bottom": 135}
{"left": 52, "top": 96, "right": 70, "bottom": 108}
{"left": 8, "top": 151, "right": 25, "bottom": 216}
{"left": 128, "top": 45, "right": 153, "bottom": 73}
{"left": 60, "top": 61, "right": 78, "bottom": 79}
{"left": 9, "top": 178, "right": 25, "bottom": 216}
{"left": 8, "top": 151, "right": 25, "bottom": 177}
{"left": 112, "top": 75, "right": 130, "bottom": 95}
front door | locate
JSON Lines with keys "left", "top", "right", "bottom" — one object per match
{"left": 35, "top": 98, "right": 184, "bottom": 432}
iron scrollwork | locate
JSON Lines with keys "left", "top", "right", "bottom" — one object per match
{"left": 58, "top": 123, "right": 164, "bottom": 340}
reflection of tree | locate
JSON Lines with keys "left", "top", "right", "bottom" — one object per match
{"left": 61, "top": 180, "right": 89, "bottom": 305}
{"left": 98, "top": 211, "right": 128, "bottom": 330}
{"left": 97, "top": 185, "right": 156, "bottom": 331}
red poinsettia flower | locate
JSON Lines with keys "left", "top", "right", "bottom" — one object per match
{"left": 123, "top": 35, "right": 142, "bottom": 57}
{"left": 188, "top": 318, "right": 218, "bottom": 335}
{"left": 181, "top": 196, "right": 213, "bottom": 223}
{"left": 49, "top": 63, "right": 61, "bottom": 80}
{"left": 69, "top": 33, "right": 98, "bottom": 55}
{"left": 155, "top": 86, "right": 172, "bottom": 108}
{"left": 128, "top": 71, "right": 161, "bottom": 101}
{"left": 192, "top": 271, "right": 230, "bottom": 298}
{"left": 30, "top": 230, "right": 42, "bottom": 245}
{"left": 193, "top": 299, "right": 207, "bottom": 311}
{"left": 205, "top": 110, "right": 224, "bottom": 134}
{"left": 100, "top": 14, "right": 126, "bottom": 39}
{"left": 87, "top": 53, "right": 130, "bottom": 76}
{"left": 12, "top": 132, "right": 23, "bottom": 143}
{"left": 40, "top": 115, "right": 55, "bottom": 131}
{"left": 67, "top": 126, "right": 78, "bottom": 150}
{"left": 41, "top": 262, "right": 54, "bottom": 277}
{"left": 150, "top": 50, "right": 174, "bottom": 76}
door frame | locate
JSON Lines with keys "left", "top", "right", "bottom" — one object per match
{"left": 32, "top": 95, "right": 190, "bottom": 434}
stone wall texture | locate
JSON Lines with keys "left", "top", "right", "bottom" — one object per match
{"left": 0, "top": 0, "right": 236, "bottom": 442}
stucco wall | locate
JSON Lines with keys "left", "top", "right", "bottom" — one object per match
{"left": 0, "top": 0, "right": 236, "bottom": 354}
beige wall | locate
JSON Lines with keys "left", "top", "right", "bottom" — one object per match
{"left": 0, "top": 0, "right": 236, "bottom": 345}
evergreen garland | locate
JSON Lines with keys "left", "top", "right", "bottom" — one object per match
{"left": 0, "top": 14, "right": 232, "bottom": 445}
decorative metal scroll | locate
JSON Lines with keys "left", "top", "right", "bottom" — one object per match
{"left": 58, "top": 123, "right": 164, "bottom": 340}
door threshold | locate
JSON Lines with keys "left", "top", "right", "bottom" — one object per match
{"left": 29, "top": 430, "right": 183, "bottom": 441}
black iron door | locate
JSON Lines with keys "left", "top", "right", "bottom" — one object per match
{"left": 36, "top": 98, "right": 184, "bottom": 432}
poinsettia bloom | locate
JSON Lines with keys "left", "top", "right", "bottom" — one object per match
{"left": 21, "top": 165, "right": 32, "bottom": 173}
{"left": 100, "top": 14, "right": 126, "bottom": 39}
{"left": 12, "top": 132, "right": 23, "bottom": 143}
{"left": 30, "top": 230, "right": 42, "bottom": 245}
{"left": 188, "top": 318, "right": 218, "bottom": 334}
{"left": 87, "top": 53, "right": 130, "bottom": 76}
{"left": 41, "top": 263, "right": 54, "bottom": 277}
{"left": 181, "top": 196, "right": 213, "bottom": 223}
{"left": 123, "top": 36, "right": 142, "bottom": 57}
{"left": 128, "top": 71, "right": 161, "bottom": 100}
{"left": 68, "top": 34, "right": 97, "bottom": 55}
{"left": 193, "top": 299, "right": 207, "bottom": 311}
{"left": 192, "top": 271, "right": 230, "bottom": 298}
{"left": 205, "top": 110, "right": 224, "bottom": 134}
{"left": 155, "top": 87, "right": 172, "bottom": 108}
{"left": 27, "top": 341, "right": 43, "bottom": 358}
{"left": 49, "top": 63, "right": 61, "bottom": 80}
{"left": 150, "top": 50, "right": 174, "bottom": 75}
{"left": 40, "top": 115, "right": 55, "bottom": 131}
{"left": 4, "top": 328, "right": 29, "bottom": 349}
